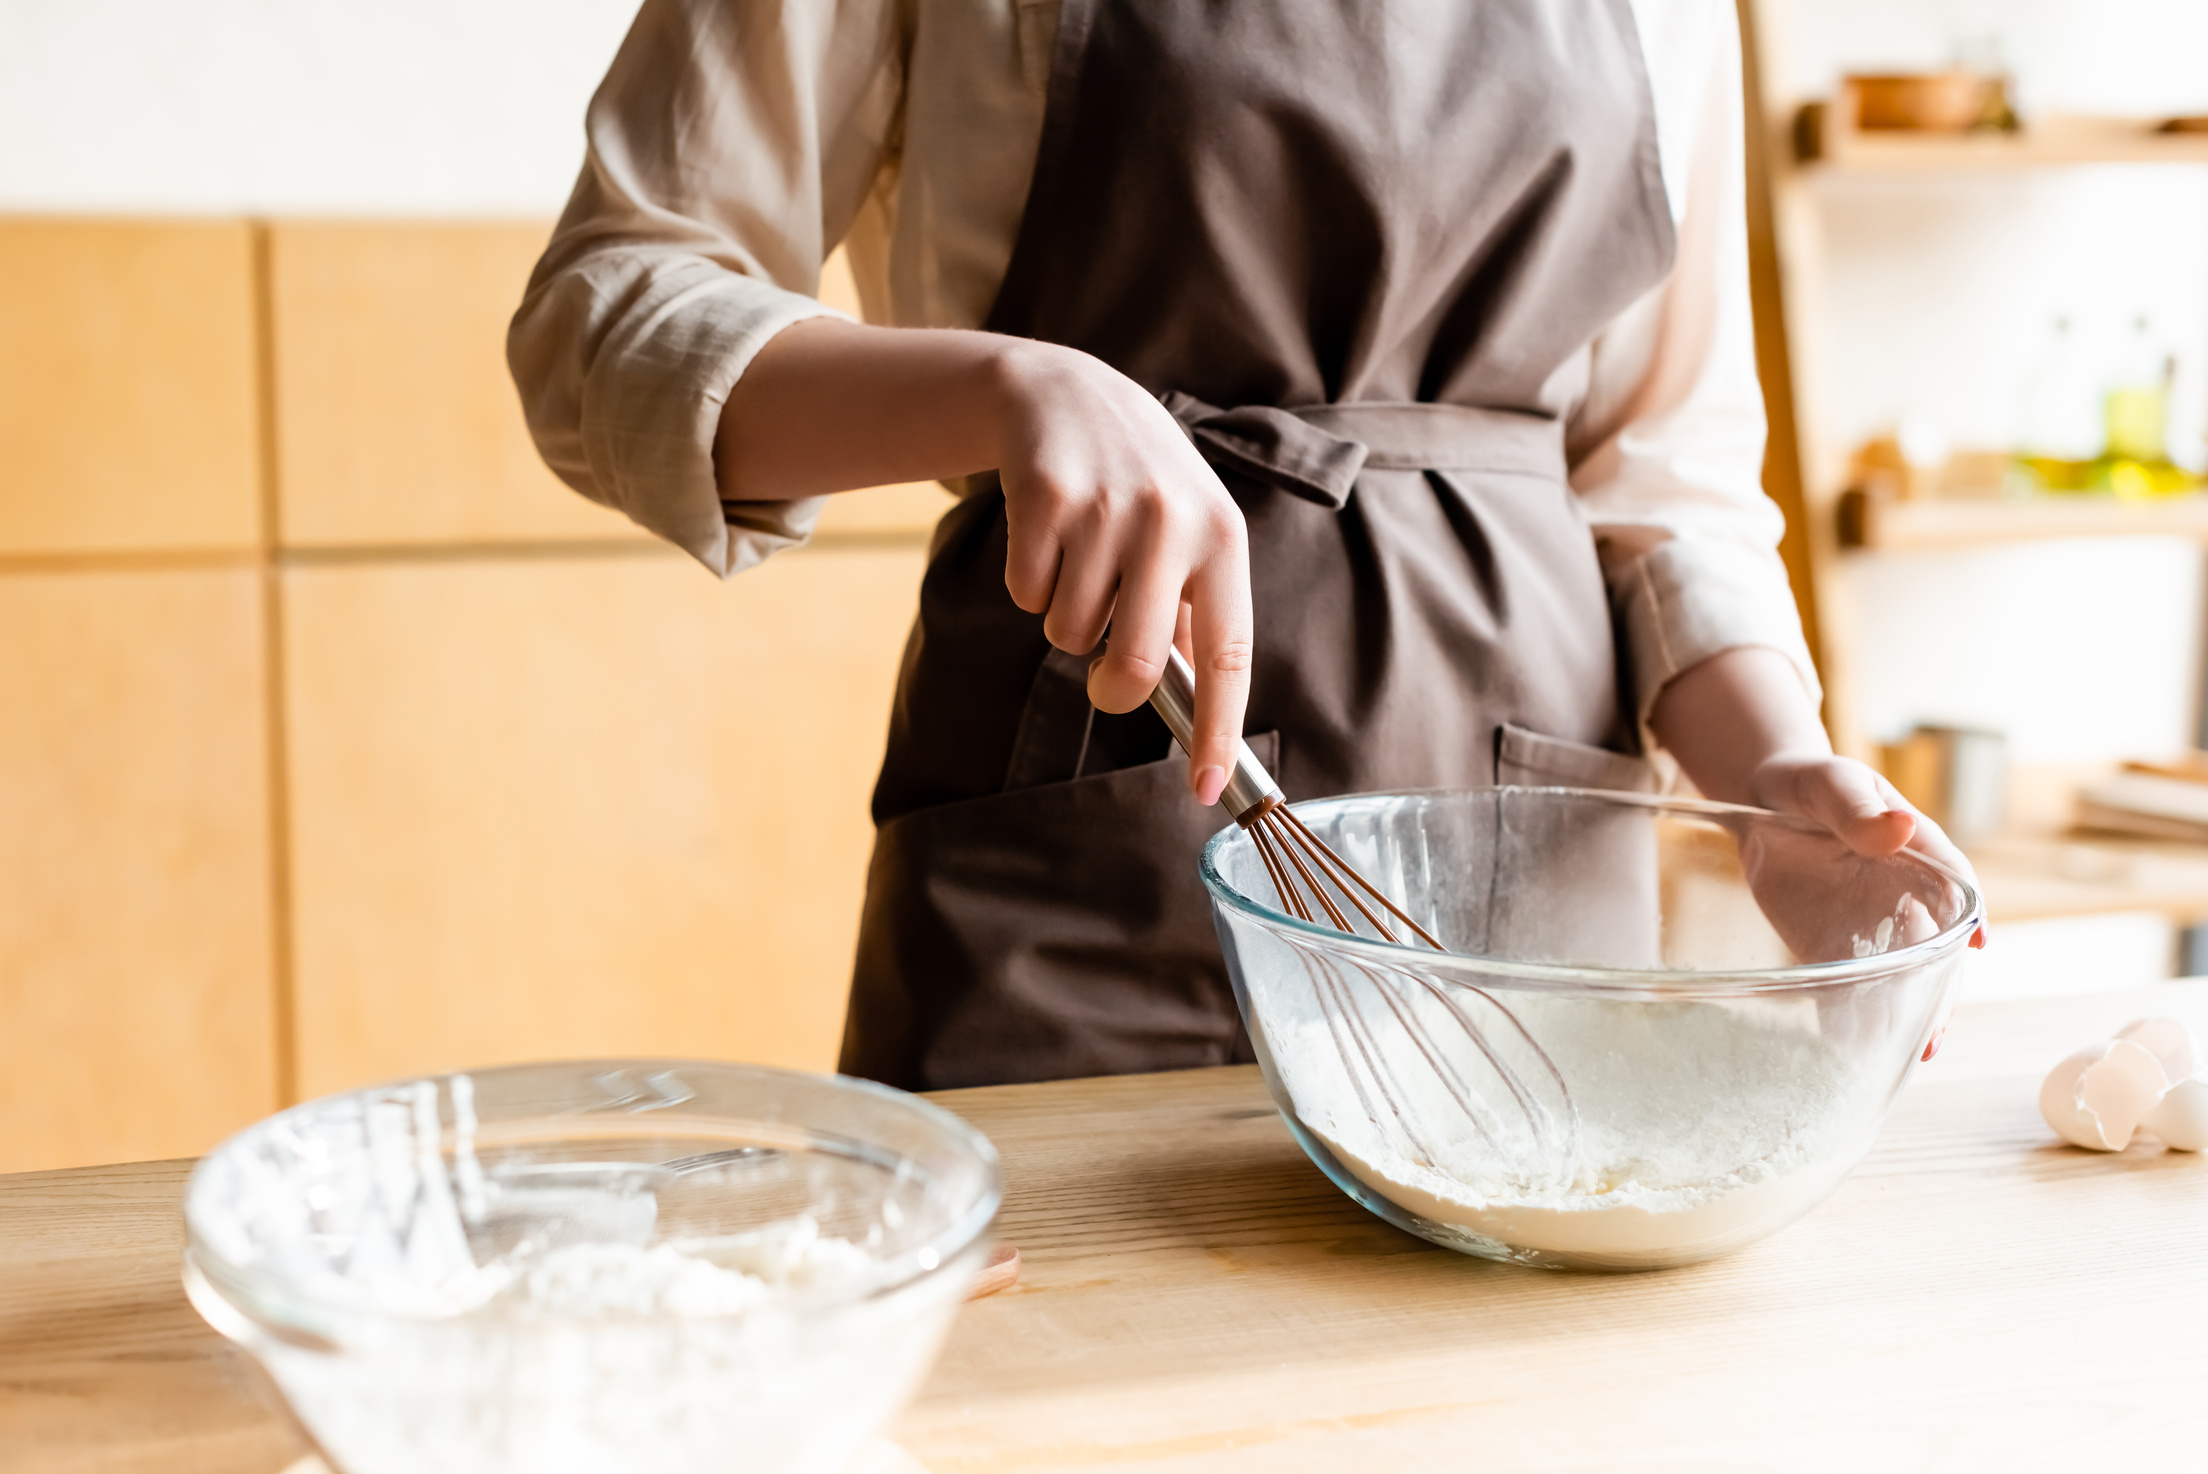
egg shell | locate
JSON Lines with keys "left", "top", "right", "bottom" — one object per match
{"left": 2116, "top": 1017, "right": 2198, "bottom": 1084}
{"left": 2039, "top": 1040, "right": 2170, "bottom": 1151}
{"left": 2143, "top": 1077, "right": 2208, "bottom": 1152}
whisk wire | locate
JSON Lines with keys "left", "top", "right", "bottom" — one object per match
{"left": 1247, "top": 796, "right": 1571, "bottom": 1176}
{"left": 1363, "top": 965, "right": 1504, "bottom": 1156}
{"left": 1273, "top": 806, "right": 1446, "bottom": 950}
{"left": 1413, "top": 974, "right": 1575, "bottom": 1162}
{"left": 1318, "top": 955, "right": 1447, "bottom": 1166}
{"left": 1145, "top": 649, "right": 1574, "bottom": 1183}
{"left": 1272, "top": 820, "right": 1357, "bottom": 935}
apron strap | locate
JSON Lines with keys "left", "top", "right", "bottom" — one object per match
{"left": 1162, "top": 392, "right": 1568, "bottom": 509}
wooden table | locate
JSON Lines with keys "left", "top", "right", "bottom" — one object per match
{"left": 7, "top": 986, "right": 2207, "bottom": 1473}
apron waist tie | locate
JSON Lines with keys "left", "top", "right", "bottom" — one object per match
{"left": 1160, "top": 392, "right": 1567, "bottom": 510}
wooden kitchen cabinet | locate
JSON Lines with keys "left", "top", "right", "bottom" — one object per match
{"left": 0, "top": 568, "right": 278, "bottom": 1172}
{"left": 0, "top": 219, "right": 260, "bottom": 558}
{"left": 281, "top": 543, "right": 925, "bottom": 1097}
{"left": 266, "top": 220, "right": 643, "bottom": 549}
{"left": 262, "top": 220, "right": 949, "bottom": 546}
{"left": 2, "top": 216, "right": 944, "bottom": 1169}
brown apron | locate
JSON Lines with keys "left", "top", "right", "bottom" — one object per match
{"left": 839, "top": 0, "right": 1678, "bottom": 1090}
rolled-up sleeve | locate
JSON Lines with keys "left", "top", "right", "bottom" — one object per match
{"left": 508, "top": 0, "right": 904, "bottom": 577}
{"left": 1570, "top": 0, "right": 1820, "bottom": 730}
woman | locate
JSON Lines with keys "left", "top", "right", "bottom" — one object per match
{"left": 511, "top": 0, "right": 1977, "bottom": 1091}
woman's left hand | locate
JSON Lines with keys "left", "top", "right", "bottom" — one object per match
{"left": 1649, "top": 648, "right": 1989, "bottom": 956}
{"left": 1745, "top": 750, "right": 1988, "bottom": 953}
{"left": 1749, "top": 751, "right": 1984, "bottom": 938}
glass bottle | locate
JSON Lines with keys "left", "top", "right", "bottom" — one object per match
{"left": 2099, "top": 316, "right": 2189, "bottom": 500}
{"left": 2011, "top": 316, "right": 2098, "bottom": 493}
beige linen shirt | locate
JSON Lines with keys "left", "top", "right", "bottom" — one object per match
{"left": 508, "top": 0, "right": 1819, "bottom": 727}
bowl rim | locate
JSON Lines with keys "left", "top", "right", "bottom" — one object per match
{"left": 1199, "top": 784, "right": 1984, "bottom": 992}
{"left": 184, "top": 1057, "right": 1004, "bottom": 1329}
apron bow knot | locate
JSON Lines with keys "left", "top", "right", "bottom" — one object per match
{"left": 1160, "top": 393, "right": 1568, "bottom": 510}
{"left": 1160, "top": 391, "right": 1367, "bottom": 509}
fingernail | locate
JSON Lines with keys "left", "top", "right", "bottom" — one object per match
{"left": 1921, "top": 1026, "right": 1945, "bottom": 1062}
{"left": 1851, "top": 800, "right": 1890, "bottom": 820}
{"left": 1195, "top": 765, "right": 1227, "bottom": 806}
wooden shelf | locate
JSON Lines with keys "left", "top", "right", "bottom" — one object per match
{"left": 1797, "top": 106, "right": 2208, "bottom": 172}
{"left": 1838, "top": 489, "right": 2208, "bottom": 551}
{"left": 1967, "top": 827, "right": 2208, "bottom": 925}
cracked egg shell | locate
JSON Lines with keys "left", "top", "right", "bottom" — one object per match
{"left": 2116, "top": 1017, "right": 2197, "bottom": 1085}
{"left": 2039, "top": 1039, "right": 2172, "bottom": 1151}
{"left": 2143, "top": 1077, "right": 2208, "bottom": 1153}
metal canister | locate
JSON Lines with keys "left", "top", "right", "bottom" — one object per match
{"left": 1880, "top": 725, "right": 2009, "bottom": 846}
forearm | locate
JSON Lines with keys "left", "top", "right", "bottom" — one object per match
{"left": 715, "top": 317, "right": 1018, "bottom": 501}
{"left": 1647, "top": 645, "right": 1830, "bottom": 805}
{"left": 715, "top": 314, "right": 1253, "bottom": 798}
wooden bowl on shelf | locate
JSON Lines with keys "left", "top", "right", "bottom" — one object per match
{"left": 1845, "top": 73, "right": 2003, "bottom": 133}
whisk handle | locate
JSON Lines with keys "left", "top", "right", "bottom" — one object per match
{"left": 1149, "top": 647, "right": 1285, "bottom": 823}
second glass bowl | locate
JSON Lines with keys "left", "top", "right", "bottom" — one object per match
{"left": 185, "top": 1060, "right": 1000, "bottom": 1474}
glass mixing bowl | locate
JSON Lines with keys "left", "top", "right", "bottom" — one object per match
{"left": 1204, "top": 787, "right": 1980, "bottom": 1271}
{"left": 184, "top": 1060, "right": 1000, "bottom": 1474}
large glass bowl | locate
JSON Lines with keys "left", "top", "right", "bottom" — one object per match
{"left": 184, "top": 1060, "right": 1000, "bottom": 1474}
{"left": 1204, "top": 787, "right": 1980, "bottom": 1271}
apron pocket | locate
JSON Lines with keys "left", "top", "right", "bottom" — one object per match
{"left": 1483, "top": 726, "right": 1664, "bottom": 968}
{"left": 846, "top": 732, "right": 1279, "bottom": 1089}
{"left": 1496, "top": 722, "right": 1655, "bottom": 793}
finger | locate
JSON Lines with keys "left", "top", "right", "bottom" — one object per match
{"left": 1180, "top": 541, "right": 1253, "bottom": 806}
{"left": 1086, "top": 522, "right": 1183, "bottom": 716}
{"left": 1789, "top": 762, "right": 1916, "bottom": 857}
{"left": 1001, "top": 484, "right": 1065, "bottom": 615}
{"left": 1041, "top": 533, "right": 1121, "bottom": 656}
{"left": 1893, "top": 800, "right": 1991, "bottom": 950}
{"left": 1173, "top": 600, "right": 1194, "bottom": 665}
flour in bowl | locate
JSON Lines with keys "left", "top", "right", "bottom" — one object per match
{"left": 255, "top": 1215, "right": 936, "bottom": 1474}
{"left": 499, "top": 1219, "right": 876, "bottom": 1318}
{"left": 1270, "top": 990, "right": 1890, "bottom": 1268}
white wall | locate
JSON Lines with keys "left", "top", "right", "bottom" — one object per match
{"left": 0, "top": 0, "right": 641, "bottom": 215}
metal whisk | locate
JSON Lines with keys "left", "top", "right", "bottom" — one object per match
{"left": 1148, "top": 649, "right": 1443, "bottom": 949}
{"left": 1148, "top": 650, "right": 1578, "bottom": 1177}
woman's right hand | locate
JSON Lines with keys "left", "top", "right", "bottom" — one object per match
{"left": 719, "top": 319, "right": 1253, "bottom": 807}
{"left": 987, "top": 340, "right": 1253, "bottom": 807}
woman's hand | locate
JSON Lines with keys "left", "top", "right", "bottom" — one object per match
{"left": 718, "top": 319, "right": 1251, "bottom": 804}
{"left": 1740, "top": 751, "right": 1984, "bottom": 973}
{"left": 989, "top": 342, "right": 1252, "bottom": 806}
{"left": 1746, "top": 750, "right": 1975, "bottom": 894}
{"left": 1649, "top": 647, "right": 1988, "bottom": 953}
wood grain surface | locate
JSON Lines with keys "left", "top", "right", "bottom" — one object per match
{"left": 4, "top": 986, "right": 2204, "bottom": 1473}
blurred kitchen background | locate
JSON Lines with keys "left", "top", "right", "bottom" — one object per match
{"left": 5, "top": 0, "right": 2208, "bottom": 1173}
